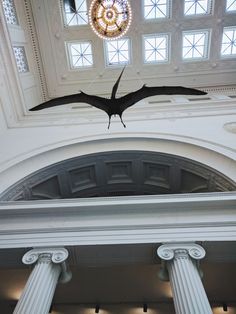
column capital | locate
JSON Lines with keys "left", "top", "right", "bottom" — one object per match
{"left": 22, "top": 248, "right": 69, "bottom": 265}
{"left": 14, "top": 248, "right": 70, "bottom": 314}
{"left": 157, "top": 243, "right": 206, "bottom": 261}
{"left": 22, "top": 248, "right": 71, "bottom": 283}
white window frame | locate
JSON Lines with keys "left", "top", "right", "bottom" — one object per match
{"left": 225, "top": 0, "right": 236, "bottom": 12}
{"left": 66, "top": 41, "right": 93, "bottom": 69}
{"left": 184, "top": 0, "right": 213, "bottom": 16}
{"left": 104, "top": 38, "right": 131, "bottom": 67}
{"left": 62, "top": 0, "right": 88, "bottom": 26}
{"left": 142, "top": 0, "right": 171, "bottom": 21}
{"left": 142, "top": 33, "right": 170, "bottom": 64}
{"left": 221, "top": 26, "right": 236, "bottom": 58}
{"left": 182, "top": 29, "right": 210, "bottom": 61}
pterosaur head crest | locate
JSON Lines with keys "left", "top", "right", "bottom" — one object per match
{"left": 111, "top": 66, "right": 126, "bottom": 99}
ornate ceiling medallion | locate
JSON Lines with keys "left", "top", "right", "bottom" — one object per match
{"left": 89, "top": 0, "right": 132, "bottom": 40}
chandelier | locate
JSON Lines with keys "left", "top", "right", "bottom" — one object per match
{"left": 89, "top": 0, "right": 132, "bottom": 40}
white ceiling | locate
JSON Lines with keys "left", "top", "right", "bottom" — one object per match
{"left": 0, "top": 2, "right": 236, "bottom": 313}
{"left": 31, "top": 0, "right": 236, "bottom": 99}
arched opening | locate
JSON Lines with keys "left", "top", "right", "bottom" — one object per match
{"left": 1, "top": 151, "right": 235, "bottom": 201}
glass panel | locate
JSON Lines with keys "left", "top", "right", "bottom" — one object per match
{"left": 184, "top": 0, "right": 212, "bottom": 16}
{"left": 182, "top": 30, "right": 209, "bottom": 60}
{"left": 67, "top": 42, "right": 93, "bottom": 68}
{"left": 63, "top": 0, "right": 88, "bottom": 26}
{"left": 143, "top": 0, "right": 169, "bottom": 19}
{"left": 105, "top": 38, "right": 130, "bottom": 66}
{"left": 2, "top": 0, "right": 18, "bottom": 25}
{"left": 13, "top": 46, "right": 29, "bottom": 73}
{"left": 143, "top": 34, "right": 169, "bottom": 63}
{"left": 221, "top": 27, "right": 236, "bottom": 56}
{"left": 226, "top": 0, "right": 236, "bottom": 12}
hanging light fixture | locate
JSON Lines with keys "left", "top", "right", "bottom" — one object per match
{"left": 89, "top": 0, "right": 132, "bottom": 40}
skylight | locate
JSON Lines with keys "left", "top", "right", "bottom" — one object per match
{"left": 226, "top": 0, "right": 236, "bottom": 12}
{"left": 63, "top": 0, "right": 88, "bottom": 26}
{"left": 105, "top": 38, "right": 130, "bottom": 66}
{"left": 182, "top": 30, "right": 209, "bottom": 60}
{"left": 143, "top": 0, "right": 170, "bottom": 19}
{"left": 184, "top": 0, "right": 212, "bottom": 16}
{"left": 67, "top": 42, "right": 93, "bottom": 68}
{"left": 221, "top": 27, "right": 236, "bottom": 57}
{"left": 143, "top": 34, "right": 169, "bottom": 63}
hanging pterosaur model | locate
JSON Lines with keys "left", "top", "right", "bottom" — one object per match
{"left": 30, "top": 68, "right": 207, "bottom": 128}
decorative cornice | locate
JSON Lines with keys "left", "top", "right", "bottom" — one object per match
{"left": 23, "top": 0, "right": 48, "bottom": 101}
{"left": 0, "top": 192, "right": 235, "bottom": 248}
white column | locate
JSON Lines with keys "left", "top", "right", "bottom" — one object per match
{"left": 157, "top": 243, "right": 212, "bottom": 314}
{"left": 14, "top": 248, "right": 71, "bottom": 314}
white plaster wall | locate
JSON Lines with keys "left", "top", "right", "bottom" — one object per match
{"left": 0, "top": 0, "right": 235, "bottom": 194}
{"left": 0, "top": 110, "right": 236, "bottom": 193}
{"left": 0, "top": 109, "right": 7, "bottom": 133}
{"left": 7, "top": 2, "right": 43, "bottom": 110}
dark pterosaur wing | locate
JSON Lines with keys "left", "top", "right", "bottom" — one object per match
{"left": 29, "top": 92, "right": 110, "bottom": 114}
{"left": 119, "top": 85, "right": 207, "bottom": 112}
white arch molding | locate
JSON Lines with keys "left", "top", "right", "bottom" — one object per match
{"left": 0, "top": 135, "right": 235, "bottom": 194}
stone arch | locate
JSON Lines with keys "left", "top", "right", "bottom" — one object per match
{"left": 1, "top": 150, "right": 235, "bottom": 201}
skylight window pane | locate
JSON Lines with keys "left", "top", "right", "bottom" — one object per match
{"left": 226, "top": 0, "right": 236, "bottom": 12}
{"left": 221, "top": 27, "right": 236, "bottom": 57}
{"left": 105, "top": 38, "right": 130, "bottom": 66}
{"left": 182, "top": 30, "right": 209, "bottom": 60}
{"left": 184, "top": 0, "right": 212, "bottom": 16}
{"left": 143, "top": 34, "right": 169, "bottom": 63}
{"left": 143, "top": 0, "right": 170, "bottom": 19}
{"left": 63, "top": 0, "right": 88, "bottom": 26}
{"left": 2, "top": 0, "right": 18, "bottom": 25}
{"left": 67, "top": 41, "right": 93, "bottom": 69}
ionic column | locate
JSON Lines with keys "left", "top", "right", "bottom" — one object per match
{"left": 157, "top": 243, "right": 212, "bottom": 314}
{"left": 14, "top": 248, "right": 71, "bottom": 314}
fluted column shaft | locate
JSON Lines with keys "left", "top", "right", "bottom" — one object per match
{"left": 14, "top": 248, "right": 71, "bottom": 314}
{"left": 157, "top": 243, "right": 212, "bottom": 314}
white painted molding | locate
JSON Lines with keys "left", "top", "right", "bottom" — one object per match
{"left": 224, "top": 122, "right": 236, "bottom": 134}
{"left": 0, "top": 5, "right": 26, "bottom": 127}
{"left": 0, "top": 135, "right": 235, "bottom": 195}
{"left": 0, "top": 192, "right": 236, "bottom": 248}
{"left": 15, "top": 97, "right": 236, "bottom": 128}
